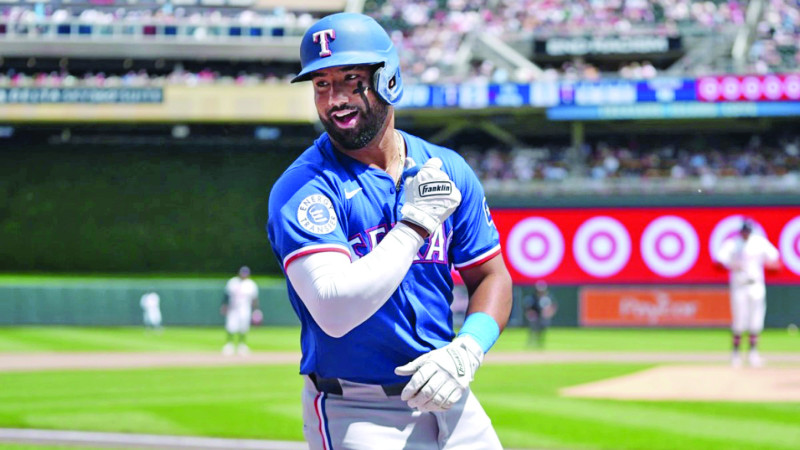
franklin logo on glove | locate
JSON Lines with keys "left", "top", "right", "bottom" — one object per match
{"left": 446, "top": 347, "right": 466, "bottom": 376}
{"left": 419, "top": 182, "right": 452, "bottom": 197}
{"left": 399, "top": 158, "right": 462, "bottom": 236}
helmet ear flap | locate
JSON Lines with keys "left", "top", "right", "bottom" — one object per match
{"left": 372, "top": 64, "right": 402, "bottom": 105}
{"left": 372, "top": 66, "right": 384, "bottom": 98}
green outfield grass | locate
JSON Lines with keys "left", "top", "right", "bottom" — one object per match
{"left": 0, "top": 326, "right": 300, "bottom": 353}
{"left": 0, "top": 362, "right": 798, "bottom": 450}
{"left": 0, "top": 326, "right": 798, "bottom": 353}
{"left": 0, "top": 446, "right": 74, "bottom": 450}
{"left": 1, "top": 327, "right": 799, "bottom": 449}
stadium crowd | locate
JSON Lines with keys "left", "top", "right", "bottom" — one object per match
{"left": 0, "top": 59, "right": 663, "bottom": 87}
{"left": 464, "top": 59, "right": 661, "bottom": 84}
{"left": 0, "top": 1, "right": 316, "bottom": 33}
{"left": 486, "top": 0, "right": 747, "bottom": 34}
{"left": 368, "top": 0, "right": 799, "bottom": 82}
{"left": 1, "top": 0, "right": 798, "bottom": 83}
{"left": 0, "top": 67, "right": 289, "bottom": 88}
{"left": 748, "top": 0, "right": 800, "bottom": 74}
{"left": 461, "top": 133, "right": 800, "bottom": 193}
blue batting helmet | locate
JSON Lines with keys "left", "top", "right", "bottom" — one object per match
{"left": 291, "top": 12, "right": 403, "bottom": 105}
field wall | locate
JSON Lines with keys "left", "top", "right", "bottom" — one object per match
{"left": 0, "top": 281, "right": 299, "bottom": 326}
{"left": 2, "top": 282, "right": 798, "bottom": 328}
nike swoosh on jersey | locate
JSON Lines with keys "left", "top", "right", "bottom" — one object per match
{"left": 344, "top": 187, "right": 363, "bottom": 199}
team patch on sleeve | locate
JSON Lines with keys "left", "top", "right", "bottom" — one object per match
{"left": 297, "top": 194, "right": 338, "bottom": 235}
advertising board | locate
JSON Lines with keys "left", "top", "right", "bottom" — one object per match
{"left": 493, "top": 207, "right": 800, "bottom": 284}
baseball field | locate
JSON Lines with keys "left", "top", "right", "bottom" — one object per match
{"left": 1, "top": 326, "right": 799, "bottom": 449}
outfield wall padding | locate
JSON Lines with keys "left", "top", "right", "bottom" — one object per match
{"left": 511, "top": 285, "right": 800, "bottom": 328}
{"left": 0, "top": 281, "right": 298, "bottom": 326}
{"left": 3, "top": 282, "right": 798, "bottom": 328}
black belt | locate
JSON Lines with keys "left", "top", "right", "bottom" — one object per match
{"left": 309, "top": 373, "right": 406, "bottom": 397}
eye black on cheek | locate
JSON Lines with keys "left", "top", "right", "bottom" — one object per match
{"left": 354, "top": 80, "right": 372, "bottom": 113}
{"left": 352, "top": 81, "right": 369, "bottom": 96}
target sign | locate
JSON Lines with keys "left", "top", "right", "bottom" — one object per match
{"left": 573, "top": 216, "right": 631, "bottom": 278}
{"left": 640, "top": 216, "right": 699, "bottom": 277}
{"left": 779, "top": 216, "right": 800, "bottom": 276}
{"left": 787, "top": 74, "right": 800, "bottom": 100}
{"left": 763, "top": 75, "right": 783, "bottom": 100}
{"left": 506, "top": 217, "right": 565, "bottom": 278}
{"left": 697, "top": 77, "right": 720, "bottom": 101}
{"left": 709, "top": 215, "right": 766, "bottom": 261}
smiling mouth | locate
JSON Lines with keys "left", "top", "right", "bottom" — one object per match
{"left": 331, "top": 109, "right": 359, "bottom": 128}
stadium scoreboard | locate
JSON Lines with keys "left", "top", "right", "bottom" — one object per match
{"left": 398, "top": 74, "right": 800, "bottom": 120}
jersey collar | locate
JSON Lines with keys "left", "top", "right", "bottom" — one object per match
{"left": 316, "top": 131, "right": 415, "bottom": 180}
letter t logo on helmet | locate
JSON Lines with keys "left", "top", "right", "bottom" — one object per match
{"left": 312, "top": 29, "right": 336, "bottom": 57}
{"left": 291, "top": 12, "right": 404, "bottom": 105}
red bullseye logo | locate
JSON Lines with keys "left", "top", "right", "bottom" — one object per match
{"left": 506, "top": 217, "right": 565, "bottom": 278}
{"left": 779, "top": 216, "right": 800, "bottom": 276}
{"left": 709, "top": 215, "right": 766, "bottom": 261}
{"left": 640, "top": 216, "right": 699, "bottom": 277}
{"left": 763, "top": 75, "right": 783, "bottom": 100}
{"left": 573, "top": 216, "right": 631, "bottom": 277}
{"left": 721, "top": 76, "right": 741, "bottom": 101}
{"left": 697, "top": 77, "right": 720, "bottom": 101}
{"left": 697, "top": 74, "right": 800, "bottom": 102}
{"left": 742, "top": 76, "right": 762, "bottom": 100}
{"left": 786, "top": 74, "right": 800, "bottom": 100}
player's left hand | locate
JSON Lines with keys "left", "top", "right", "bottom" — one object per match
{"left": 394, "top": 335, "right": 483, "bottom": 412}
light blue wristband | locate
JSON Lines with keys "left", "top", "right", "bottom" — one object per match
{"left": 457, "top": 312, "right": 500, "bottom": 353}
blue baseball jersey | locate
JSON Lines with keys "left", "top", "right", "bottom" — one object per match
{"left": 267, "top": 130, "right": 500, "bottom": 384}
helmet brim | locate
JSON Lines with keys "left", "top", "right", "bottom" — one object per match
{"left": 291, "top": 52, "right": 385, "bottom": 83}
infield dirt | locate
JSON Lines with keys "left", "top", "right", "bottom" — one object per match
{"left": 561, "top": 364, "right": 800, "bottom": 401}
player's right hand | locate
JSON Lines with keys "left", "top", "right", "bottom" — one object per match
{"left": 400, "top": 158, "right": 462, "bottom": 236}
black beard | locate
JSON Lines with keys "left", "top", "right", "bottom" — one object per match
{"left": 321, "top": 101, "right": 389, "bottom": 151}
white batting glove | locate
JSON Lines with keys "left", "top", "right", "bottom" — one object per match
{"left": 400, "top": 158, "right": 462, "bottom": 235}
{"left": 394, "top": 335, "right": 484, "bottom": 412}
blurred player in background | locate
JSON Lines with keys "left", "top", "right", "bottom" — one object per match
{"left": 221, "top": 266, "right": 259, "bottom": 356}
{"left": 524, "top": 281, "right": 558, "bottom": 348}
{"left": 140, "top": 290, "right": 162, "bottom": 332}
{"left": 715, "top": 219, "right": 781, "bottom": 368}
{"left": 267, "top": 12, "right": 512, "bottom": 449}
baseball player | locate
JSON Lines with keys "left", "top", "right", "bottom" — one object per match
{"left": 524, "top": 281, "right": 558, "bottom": 348}
{"left": 715, "top": 219, "right": 781, "bottom": 368}
{"left": 221, "top": 266, "right": 259, "bottom": 356}
{"left": 140, "top": 290, "right": 162, "bottom": 331}
{"left": 267, "top": 12, "right": 512, "bottom": 449}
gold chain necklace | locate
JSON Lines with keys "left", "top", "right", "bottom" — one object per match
{"left": 393, "top": 130, "right": 405, "bottom": 189}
